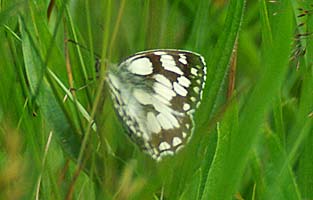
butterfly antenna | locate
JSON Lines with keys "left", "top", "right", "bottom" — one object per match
{"left": 67, "top": 39, "right": 102, "bottom": 59}
{"left": 63, "top": 80, "right": 96, "bottom": 102}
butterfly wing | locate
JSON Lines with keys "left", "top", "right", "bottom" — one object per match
{"left": 107, "top": 49, "right": 206, "bottom": 161}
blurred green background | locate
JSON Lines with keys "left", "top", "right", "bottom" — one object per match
{"left": 0, "top": 0, "right": 312, "bottom": 199}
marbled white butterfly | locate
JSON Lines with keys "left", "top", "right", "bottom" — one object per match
{"left": 107, "top": 49, "right": 206, "bottom": 161}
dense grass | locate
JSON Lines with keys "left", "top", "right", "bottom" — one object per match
{"left": 0, "top": 0, "right": 312, "bottom": 199}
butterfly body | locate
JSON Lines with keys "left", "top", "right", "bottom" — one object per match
{"left": 107, "top": 49, "right": 206, "bottom": 161}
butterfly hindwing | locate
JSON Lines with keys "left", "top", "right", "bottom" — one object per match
{"left": 107, "top": 49, "right": 206, "bottom": 161}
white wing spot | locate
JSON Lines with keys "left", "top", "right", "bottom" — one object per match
{"left": 118, "top": 109, "right": 123, "bottom": 116}
{"left": 152, "top": 148, "right": 158, "bottom": 155}
{"left": 126, "top": 120, "right": 132, "bottom": 126}
{"left": 182, "top": 132, "right": 187, "bottom": 138}
{"left": 135, "top": 131, "right": 142, "bottom": 137}
{"left": 157, "top": 113, "right": 173, "bottom": 129}
{"left": 160, "top": 55, "right": 183, "bottom": 75}
{"left": 147, "top": 112, "right": 161, "bottom": 133}
{"left": 133, "top": 89, "right": 151, "bottom": 105}
{"left": 187, "top": 109, "right": 195, "bottom": 114}
{"left": 191, "top": 96, "right": 196, "bottom": 102}
{"left": 154, "top": 103, "right": 179, "bottom": 128}
{"left": 154, "top": 74, "right": 172, "bottom": 88}
{"left": 129, "top": 125, "right": 136, "bottom": 133}
{"left": 177, "top": 76, "right": 191, "bottom": 87}
{"left": 183, "top": 103, "right": 190, "bottom": 111}
{"left": 178, "top": 54, "right": 187, "bottom": 65}
{"left": 172, "top": 137, "right": 182, "bottom": 147}
{"left": 146, "top": 148, "right": 154, "bottom": 156}
{"left": 196, "top": 79, "right": 201, "bottom": 84}
{"left": 173, "top": 82, "right": 188, "bottom": 96}
{"left": 153, "top": 94, "right": 170, "bottom": 105}
{"left": 160, "top": 150, "right": 174, "bottom": 156}
{"left": 191, "top": 68, "right": 198, "bottom": 76}
{"left": 175, "top": 145, "right": 184, "bottom": 152}
{"left": 128, "top": 58, "right": 153, "bottom": 75}
{"left": 159, "top": 141, "right": 171, "bottom": 151}
{"left": 153, "top": 100, "right": 171, "bottom": 114}
{"left": 164, "top": 112, "right": 179, "bottom": 128}
{"left": 142, "top": 132, "right": 150, "bottom": 140}
{"left": 193, "top": 86, "right": 200, "bottom": 94}
{"left": 154, "top": 82, "right": 176, "bottom": 101}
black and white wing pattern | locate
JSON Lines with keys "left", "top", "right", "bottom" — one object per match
{"left": 106, "top": 49, "right": 206, "bottom": 161}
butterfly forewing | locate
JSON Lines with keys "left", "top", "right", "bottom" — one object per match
{"left": 107, "top": 49, "right": 206, "bottom": 161}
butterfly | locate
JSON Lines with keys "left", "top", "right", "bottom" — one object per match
{"left": 106, "top": 49, "right": 206, "bottom": 161}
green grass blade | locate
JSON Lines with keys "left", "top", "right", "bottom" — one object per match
{"left": 198, "top": 0, "right": 245, "bottom": 124}
{"left": 264, "top": 131, "right": 301, "bottom": 200}
{"left": 201, "top": 104, "right": 238, "bottom": 199}
{"left": 19, "top": 1, "right": 82, "bottom": 160}
{"left": 201, "top": 1, "right": 293, "bottom": 199}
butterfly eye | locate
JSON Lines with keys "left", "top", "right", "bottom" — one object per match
{"left": 107, "top": 49, "right": 207, "bottom": 161}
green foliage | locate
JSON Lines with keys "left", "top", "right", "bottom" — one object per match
{"left": 0, "top": 0, "right": 312, "bottom": 199}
